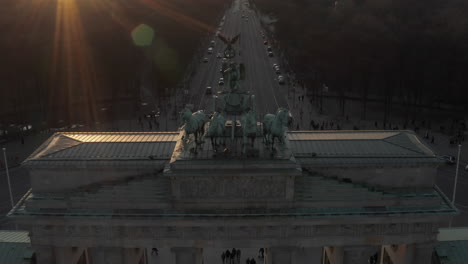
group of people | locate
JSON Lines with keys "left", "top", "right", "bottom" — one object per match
{"left": 139, "top": 113, "right": 160, "bottom": 131}
{"left": 221, "top": 248, "right": 241, "bottom": 264}
{"left": 221, "top": 248, "right": 265, "bottom": 264}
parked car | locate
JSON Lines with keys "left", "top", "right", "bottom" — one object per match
{"left": 441, "top": 155, "right": 456, "bottom": 164}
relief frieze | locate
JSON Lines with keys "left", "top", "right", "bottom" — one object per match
{"left": 31, "top": 222, "right": 438, "bottom": 241}
{"left": 178, "top": 177, "right": 286, "bottom": 199}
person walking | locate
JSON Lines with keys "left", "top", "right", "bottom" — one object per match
{"left": 222, "top": 252, "right": 226, "bottom": 264}
{"left": 246, "top": 258, "right": 251, "bottom": 264}
{"left": 236, "top": 249, "right": 241, "bottom": 264}
{"left": 231, "top": 248, "right": 236, "bottom": 264}
{"left": 225, "top": 250, "right": 231, "bottom": 264}
{"left": 259, "top": 248, "right": 264, "bottom": 258}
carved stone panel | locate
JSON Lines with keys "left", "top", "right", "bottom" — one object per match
{"left": 178, "top": 176, "right": 286, "bottom": 199}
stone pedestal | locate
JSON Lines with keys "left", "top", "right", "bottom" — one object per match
{"left": 292, "top": 247, "right": 322, "bottom": 264}
{"left": 172, "top": 247, "right": 203, "bottom": 264}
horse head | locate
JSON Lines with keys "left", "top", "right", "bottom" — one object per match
{"left": 180, "top": 108, "right": 192, "bottom": 122}
{"left": 276, "top": 108, "right": 289, "bottom": 126}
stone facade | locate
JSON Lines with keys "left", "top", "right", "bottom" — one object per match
{"left": 8, "top": 131, "right": 457, "bottom": 264}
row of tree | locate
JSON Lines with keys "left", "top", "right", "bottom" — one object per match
{"left": 254, "top": 0, "right": 468, "bottom": 122}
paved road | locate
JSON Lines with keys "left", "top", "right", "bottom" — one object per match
{"left": 187, "top": 0, "right": 290, "bottom": 120}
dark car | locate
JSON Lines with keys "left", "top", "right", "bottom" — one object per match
{"left": 441, "top": 155, "right": 456, "bottom": 164}
{"left": 268, "top": 51, "right": 274, "bottom": 57}
{"left": 206, "top": 86, "right": 212, "bottom": 95}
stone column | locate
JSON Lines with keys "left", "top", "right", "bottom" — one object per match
{"left": 123, "top": 248, "right": 145, "bottom": 264}
{"left": 171, "top": 247, "right": 203, "bottom": 264}
{"left": 266, "top": 247, "right": 292, "bottom": 264}
{"left": 381, "top": 244, "right": 408, "bottom": 264}
{"left": 54, "top": 247, "right": 86, "bottom": 264}
{"left": 88, "top": 247, "right": 126, "bottom": 264}
{"left": 323, "top": 246, "right": 343, "bottom": 264}
{"left": 35, "top": 246, "right": 55, "bottom": 264}
{"left": 342, "top": 246, "right": 380, "bottom": 264}
{"left": 411, "top": 243, "right": 434, "bottom": 264}
{"left": 292, "top": 247, "right": 322, "bottom": 264}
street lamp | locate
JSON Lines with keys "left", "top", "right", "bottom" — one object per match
{"left": 2, "top": 148, "right": 14, "bottom": 209}
{"left": 452, "top": 144, "right": 462, "bottom": 204}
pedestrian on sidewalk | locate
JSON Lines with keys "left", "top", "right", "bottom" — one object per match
{"left": 431, "top": 136, "right": 435, "bottom": 144}
{"left": 375, "top": 121, "right": 378, "bottom": 128}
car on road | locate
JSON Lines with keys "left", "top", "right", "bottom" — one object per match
{"left": 210, "top": 40, "right": 215, "bottom": 47}
{"left": 206, "top": 86, "right": 212, "bottom": 95}
{"left": 267, "top": 46, "right": 272, "bottom": 51}
{"left": 268, "top": 51, "right": 274, "bottom": 57}
{"left": 263, "top": 40, "right": 268, "bottom": 45}
{"left": 272, "top": 63, "right": 278, "bottom": 68}
{"left": 216, "top": 53, "right": 222, "bottom": 58}
{"left": 208, "top": 47, "right": 213, "bottom": 54}
{"left": 278, "top": 75, "right": 285, "bottom": 84}
{"left": 275, "top": 67, "right": 281, "bottom": 74}
{"left": 441, "top": 155, "right": 456, "bottom": 164}
{"left": 219, "top": 77, "right": 224, "bottom": 85}
{"left": 203, "top": 57, "right": 208, "bottom": 63}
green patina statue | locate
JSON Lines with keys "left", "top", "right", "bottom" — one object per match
{"left": 263, "top": 108, "right": 289, "bottom": 150}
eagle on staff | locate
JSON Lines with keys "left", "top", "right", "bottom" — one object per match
{"left": 218, "top": 33, "right": 241, "bottom": 58}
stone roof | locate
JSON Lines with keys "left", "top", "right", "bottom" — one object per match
{"left": 25, "top": 132, "right": 180, "bottom": 164}
{"left": 288, "top": 130, "right": 440, "bottom": 165}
